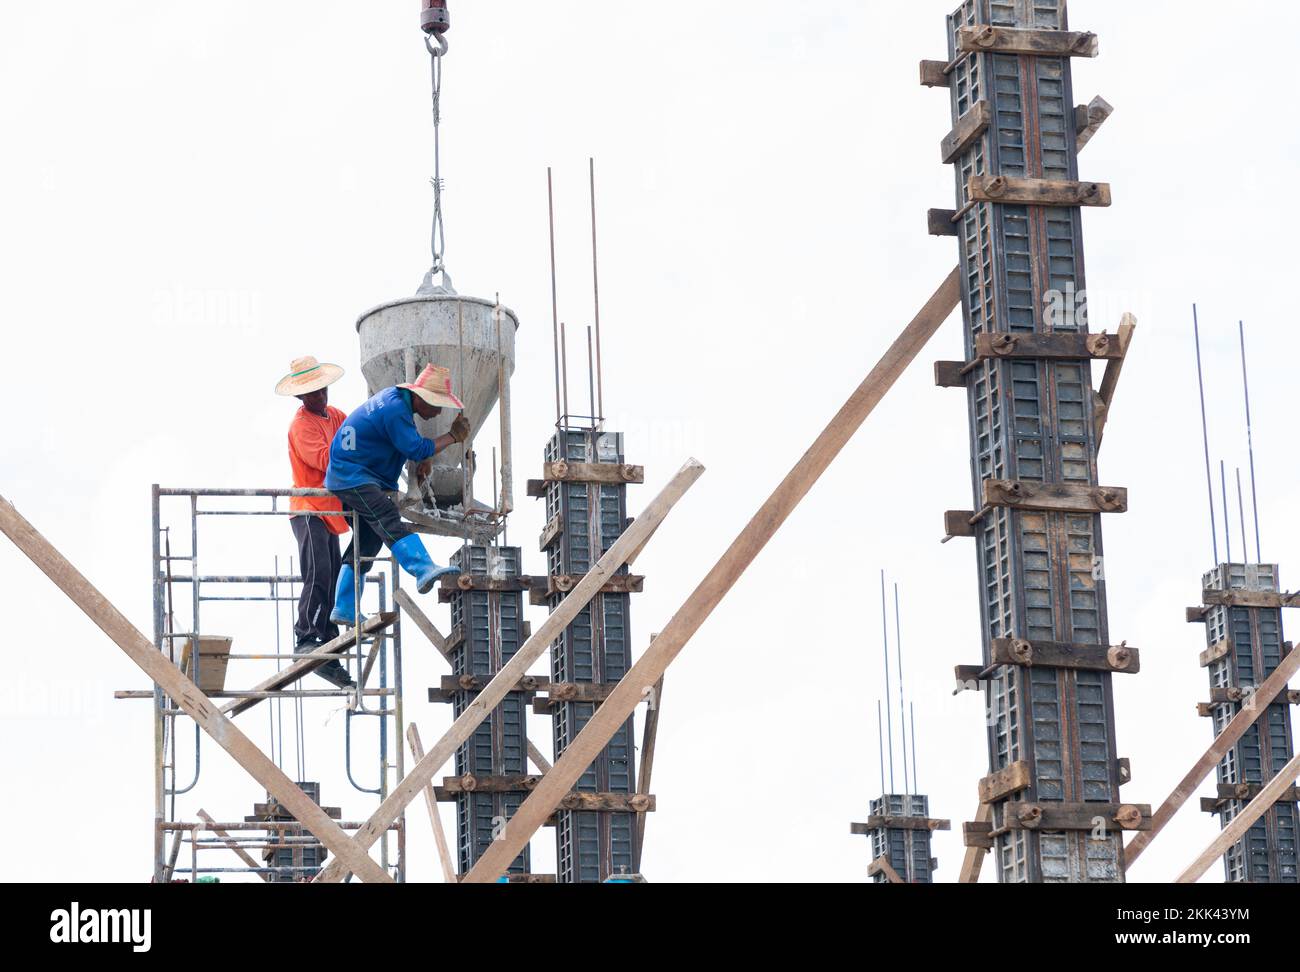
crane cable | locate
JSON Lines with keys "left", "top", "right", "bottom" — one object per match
{"left": 425, "top": 29, "right": 450, "bottom": 288}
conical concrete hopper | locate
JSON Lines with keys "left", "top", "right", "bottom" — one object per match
{"left": 356, "top": 292, "right": 518, "bottom": 519}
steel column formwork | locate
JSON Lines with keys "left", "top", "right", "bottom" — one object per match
{"left": 941, "top": 1, "right": 1133, "bottom": 882}
{"left": 855, "top": 795, "right": 946, "bottom": 884}
{"left": 1196, "top": 564, "right": 1299, "bottom": 883}
{"left": 447, "top": 545, "right": 532, "bottom": 876}
{"left": 540, "top": 429, "right": 638, "bottom": 883}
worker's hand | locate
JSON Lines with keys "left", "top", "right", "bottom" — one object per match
{"left": 450, "top": 414, "right": 471, "bottom": 443}
{"left": 415, "top": 459, "right": 433, "bottom": 484}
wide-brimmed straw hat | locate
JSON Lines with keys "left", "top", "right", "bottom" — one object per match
{"left": 275, "top": 356, "right": 344, "bottom": 397}
{"left": 400, "top": 364, "right": 465, "bottom": 411}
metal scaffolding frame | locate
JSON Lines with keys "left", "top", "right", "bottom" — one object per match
{"left": 144, "top": 486, "right": 408, "bottom": 882}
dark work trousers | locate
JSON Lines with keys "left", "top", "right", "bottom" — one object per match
{"left": 290, "top": 515, "right": 342, "bottom": 647}
{"left": 332, "top": 483, "right": 414, "bottom": 580}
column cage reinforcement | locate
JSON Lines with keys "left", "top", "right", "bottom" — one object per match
{"left": 147, "top": 485, "right": 407, "bottom": 883}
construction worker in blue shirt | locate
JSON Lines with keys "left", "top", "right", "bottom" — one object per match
{"left": 325, "top": 364, "right": 470, "bottom": 626}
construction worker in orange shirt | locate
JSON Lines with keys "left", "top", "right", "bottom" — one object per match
{"left": 275, "top": 356, "right": 355, "bottom": 689}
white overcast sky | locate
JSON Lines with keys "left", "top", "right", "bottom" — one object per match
{"left": 1, "top": 0, "right": 1297, "bottom": 884}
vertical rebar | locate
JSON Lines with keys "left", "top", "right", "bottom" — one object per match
{"left": 879, "top": 571, "right": 894, "bottom": 793}
{"left": 1239, "top": 321, "right": 1263, "bottom": 562}
{"left": 1236, "top": 468, "right": 1248, "bottom": 566}
{"left": 589, "top": 157, "right": 605, "bottom": 423}
{"left": 894, "top": 583, "right": 909, "bottom": 803}
{"left": 1194, "top": 306, "right": 1219, "bottom": 566}
{"left": 587, "top": 325, "right": 597, "bottom": 426}
{"left": 909, "top": 701, "right": 919, "bottom": 796}
{"left": 1220, "top": 461, "right": 1232, "bottom": 566}
{"left": 560, "top": 322, "right": 571, "bottom": 428}
{"left": 547, "top": 168, "right": 562, "bottom": 424}
{"left": 877, "top": 700, "right": 886, "bottom": 796}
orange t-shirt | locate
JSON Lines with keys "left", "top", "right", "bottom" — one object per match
{"left": 288, "top": 405, "right": 350, "bottom": 535}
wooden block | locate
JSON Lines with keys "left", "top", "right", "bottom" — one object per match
{"left": 1187, "top": 606, "right": 1208, "bottom": 624}
{"left": 1199, "top": 638, "right": 1232, "bottom": 669}
{"left": 549, "top": 574, "right": 644, "bottom": 596}
{"left": 1117, "top": 758, "right": 1132, "bottom": 786}
{"left": 1201, "top": 590, "right": 1300, "bottom": 610}
{"left": 953, "top": 665, "right": 985, "bottom": 692}
{"left": 979, "top": 760, "right": 1031, "bottom": 804}
{"left": 928, "top": 209, "right": 959, "bottom": 237}
{"left": 941, "top": 100, "right": 992, "bottom": 164}
{"left": 982, "top": 479, "right": 1127, "bottom": 514}
{"left": 990, "top": 637, "right": 1139, "bottom": 674}
{"left": 957, "top": 25, "right": 1099, "bottom": 58}
{"left": 934, "top": 361, "right": 966, "bottom": 388}
{"left": 505, "top": 874, "right": 557, "bottom": 884}
{"left": 543, "top": 461, "right": 644, "bottom": 486}
{"left": 539, "top": 514, "right": 563, "bottom": 551}
{"left": 919, "top": 59, "right": 950, "bottom": 88}
{"left": 972, "top": 331, "right": 1126, "bottom": 362}
{"left": 962, "top": 820, "right": 994, "bottom": 849}
{"left": 968, "top": 174, "right": 1111, "bottom": 208}
{"left": 1209, "top": 687, "right": 1248, "bottom": 704}
{"left": 1075, "top": 95, "right": 1114, "bottom": 152}
{"left": 526, "top": 479, "right": 545, "bottom": 499}
{"left": 543, "top": 682, "right": 619, "bottom": 704}
{"left": 180, "top": 636, "right": 233, "bottom": 695}
{"left": 944, "top": 510, "right": 977, "bottom": 540}
{"left": 1196, "top": 702, "right": 1215, "bottom": 718}
{"left": 1000, "top": 802, "right": 1150, "bottom": 834}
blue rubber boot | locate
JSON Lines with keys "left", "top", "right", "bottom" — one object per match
{"left": 329, "top": 564, "right": 368, "bottom": 628}
{"left": 391, "top": 534, "right": 461, "bottom": 594}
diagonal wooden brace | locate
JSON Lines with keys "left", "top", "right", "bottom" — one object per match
{"left": 0, "top": 495, "right": 394, "bottom": 884}
{"left": 460, "top": 270, "right": 964, "bottom": 883}
{"left": 311, "top": 458, "right": 707, "bottom": 882}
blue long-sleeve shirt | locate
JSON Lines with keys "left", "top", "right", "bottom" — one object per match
{"left": 325, "top": 387, "right": 438, "bottom": 492}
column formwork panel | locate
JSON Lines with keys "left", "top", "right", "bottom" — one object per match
{"left": 943, "top": 0, "right": 1127, "bottom": 883}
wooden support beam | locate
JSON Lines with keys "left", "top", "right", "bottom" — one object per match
{"left": 1202, "top": 589, "right": 1300, "bottom": 610}
{"left": 974, "top": 331, "right": 1126, "bottom": 362}
{"left": 407, "top": 724, "right": 459, "bottom": 884}
{"left": 957, "top": 25, "right": 1099, "bottom": 58}
{"left": 1124, "top": 643, "right": 1300, "bottom": 867}
{"left": 634, "top": 670, "right": 664, "bottom": 872}
{"left": 223, "top": 613, "right": 396, "bottom": 718}
{"left": 990, "top": 637, "right": 1139, "bottom": 674}
{"left": 944, "top": 510, "right": 977, "bottom": 540}
{"left": 998, "top": 802, "right": 1149, "bottom": 834}
{"left": 539, "top": 514, "right": 563, "bottom": 551}
{"left": 1074, "top": 95, "right": 1114, "bottom": 153}
{"left": 852, "top": 816, "right": 951, "bottom": 834}
{"left": 460, "top": 269, "right": 964, "bottom": 884}
{"left": 1094, "top": 314, "right": 1137, "bottom": 451}
{"left": 958, "top": 803, "right": 992, "bottom": 883}
{"left": 982, "top": 480, "right": 1128, "bottom": 514}
{"left": 979, "top": 761, "right": 1031, "bottom": 804}
{"left": 544, "top": 461, "right": 644, "bottom": 486}
{"left": 1187, "top": 606, "right": 1209, "bottom": 624}
{"left": 1178, "top": 750, "right": 1300, "bottom": 883}
{"left": 941, "top": 100, "right": 992, "bottom": 164}
{"left": 1200, "top": 783, "right": 1300, "bottom": 813}
{"left": 968, "top": 174, "right": 1111, "bottom": 208}
{"left": 0, "top": 495, "right": 394, "bottom": 884}
{"left": 197, "top": 809, "right": 269, "bottom": 881}
{"left": 919, "top": 59, "right": 949, "bottom": 88}
{"left": 867, "top": 856, "right": 906, "bottom": 884}
{"left": 312, "top": 459, "right": 706, "bottom": 883}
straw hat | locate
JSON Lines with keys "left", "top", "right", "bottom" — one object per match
{"left": 400, "top": 364, "right": 465, "bottom": 411}
{"left": 275, "top": 356, "right": 344, "bottom": 397}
